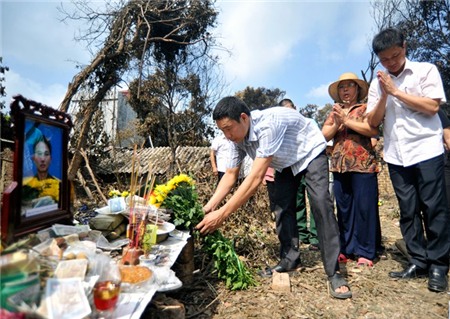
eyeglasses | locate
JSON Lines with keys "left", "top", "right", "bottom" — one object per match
{"left": 338, "top": 82, "right": 357, "bottom": 90}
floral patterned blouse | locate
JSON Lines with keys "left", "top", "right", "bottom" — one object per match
{"left": 324, "top": 103, "right": 379, "bottom": 173}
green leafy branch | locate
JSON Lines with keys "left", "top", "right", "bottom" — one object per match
{"left": 162, "top": 183, "right": 204, "bottom": 230}
{"left": 161, "top": 180, "right": 257, "bottom": 290}
{"left": 21, "top": 185, "right": 40, "bottom": 202}
{"left": 201, "top": 230, "right": 258, "bottom": 290}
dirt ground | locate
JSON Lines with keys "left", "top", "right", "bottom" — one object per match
{"left": 153, "top": 191, "right": 449, "bottom": 319}
{"left": 2, "top": 147, "right": 448, "bottom": 319}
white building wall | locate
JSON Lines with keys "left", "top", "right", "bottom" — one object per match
{"left": 70, "top": 88, "right": 139, "bottom": 148}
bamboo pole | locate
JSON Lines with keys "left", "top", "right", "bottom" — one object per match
{"left": 79, "top": 149, "right": 107, "bottom": 204}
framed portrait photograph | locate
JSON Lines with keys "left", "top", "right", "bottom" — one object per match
{"left": 21, "top": 118, "right": 64, "bottom": 217}
{"left": 1, "top": 95, "right": 74, "bottom": 243}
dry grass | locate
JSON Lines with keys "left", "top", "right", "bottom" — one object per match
{"left": 161, "top": 171, "right": 449, "bottom": 319}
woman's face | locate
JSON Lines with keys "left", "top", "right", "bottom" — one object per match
{"left": 33, "top": 141, "right": 51, "bottom": 174}
{"left": 338, "top": 80, "right": 358, "bottom": 104}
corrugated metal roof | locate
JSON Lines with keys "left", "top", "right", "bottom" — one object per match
{"left": 97, "top": 146, "right": 210, "bottom": 175}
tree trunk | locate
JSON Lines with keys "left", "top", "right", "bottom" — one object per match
{"left": 68, "top": 80, "right": 115, "bottom": 181}
{"left": 59, "top": 45, "right": 112, "bottom": 113}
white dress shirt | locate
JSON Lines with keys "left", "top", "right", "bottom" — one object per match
{"left": 367, "top": 59, "right": 446, "bottom": 166}
{"left": 210, "top": 134, "right": 236, "bottom": 173}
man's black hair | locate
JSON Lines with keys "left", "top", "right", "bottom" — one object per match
{"left": 213, "top": 96, "right": 251, "bottom": 122}
{"left": 33, "top": 136, "right": 52, "bottom": 155}
{"left": 372, "top": 27, "right": 404, "bottom": 55}
{"left": 279, "top": 98, "right": 295, "bottom": 109}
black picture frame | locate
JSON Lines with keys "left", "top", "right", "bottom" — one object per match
{"left": 1, "top": 95, "right": 74, "bottom": 243}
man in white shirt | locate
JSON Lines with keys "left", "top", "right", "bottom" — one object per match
{"left": 196, "top": 96, "right": 351, "bottom": 299}
{"left": 210, "top": 134, "right": 235, "bottom": 183}
{"left": 367, "top": 27, "right": 449, "bottom": 293}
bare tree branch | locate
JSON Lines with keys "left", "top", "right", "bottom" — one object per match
{"left": 58, "top": 0, "right": 218, "bottom": 181}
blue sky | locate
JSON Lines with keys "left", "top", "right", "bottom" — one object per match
{"left": 1, "top": 0, "right": 379, "bottom": 112}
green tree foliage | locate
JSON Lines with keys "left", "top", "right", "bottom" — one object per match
{"left": 128, "top": 60, "right": 216, "bottom": 147}
{"left": 0, "top": 113, "right": 13, "bottom": 151}
{"left": 298, "top": 103, "right": 332, "bottom": 129}
{"left": 400, "top": 0, "right": 450, "bottom": 113}
{"left": 299, "top": 103, "right": 318, "bottom": 119}
{"left": 235, "top": 87, "right": 285, "bottom": 110}
{"left": 316, "top": 103, "right": 333, "bottom": 128}
{"left": 0, "top": 57, "right": 9, "bottom": 110}
{"left": 59, "top": 0, "right": 218, "bottom": 180}
{"left": 0, "top": 57, "right": 13, "bottom": 147}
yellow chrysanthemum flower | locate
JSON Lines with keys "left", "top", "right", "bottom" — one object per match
{"left": 147, "top": 174, "right": 195, "bottom": 207}
{"left": 173, "top": 174, "right": 193, "bottom": 186}
{"left": 149, "top": 196, "right": 156, "bottom": 204}
{"left": 156, "top": 194, "right": 164, "bottom": 203}
{"left": 108, "top": 189, "right": 130, "bottom": 198}
{"left": 25, "top": 177, "right": 60, "bottom": 201}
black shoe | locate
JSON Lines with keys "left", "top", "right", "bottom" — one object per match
{"left": 389, "top": 264, "right": 428, "bottom": 279}
{"left": 272, "top": 264, "right": 293, "bottom": 273}
{"left": 428, "top": 268, "right": 448, "bottom": 292}
{"left": 258, "top": 259, "right": 301, "bottom": 278}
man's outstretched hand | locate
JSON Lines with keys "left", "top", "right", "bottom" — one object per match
{"left": 196, "top": 209, "right": 226, "bottom": 235}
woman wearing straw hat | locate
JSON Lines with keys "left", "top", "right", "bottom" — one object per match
{"left": 322, "top": 72, "right": 381, "bottom": 268}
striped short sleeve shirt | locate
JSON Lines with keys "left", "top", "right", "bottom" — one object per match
{"left": 226, "top": 106, "right": 327, "bottom": 175}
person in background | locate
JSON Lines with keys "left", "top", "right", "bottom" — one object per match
{"left": 239, "top": 155, "right": 253, "bottom": 181}
{"left": 210, "top": 133, "right": 235, "bottom": 184}
{"left": 196, "top": 96, "right": 352, "bottom": 299}
{"left": 367, "top": 27, "right": 449, "bottom": 293}
{"left": 322, "top": 72, "right": 381, "bottom": 268}
{"left": 263, "top": 166, "right": 276, "bottom": 220}
{"left": 325, "top": 140, "right": 335, "bottom": 203}
{"left": 279, "top": 98, "right": 319, "bottom": 251}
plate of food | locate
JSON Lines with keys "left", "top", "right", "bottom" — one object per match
{"left": 156, "top": 222, "right": 175, "bottom": 235}
{"left": 155, "top": 222, "right": 175, "bottom": 243}
{"left": 119, "top": 265, "right": 154, "bottom": 292}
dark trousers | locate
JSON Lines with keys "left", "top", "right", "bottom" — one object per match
{"left": 388, "top": 154, "right": 450, "bottom": 272}
{"left": 273, "top": 152, "right": 340, "bottom": 276}
{"left": 296, "top": 176, "right": 318, "bottom": 245}
{"left": 266, "top": 181, "right": 276, "bottom": 212}
{"left": 217, "top": 171, "right": 225, "bottom": 183}
{"left": 444, "top": 151, "right": 450, "bottom": 210}
{"left": 333, "top": 172, "right": 381, "bottom": 260}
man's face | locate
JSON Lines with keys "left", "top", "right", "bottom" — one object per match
{"left": 377, "top": 44, "right": 406, "bottom": 76}
{"left": 32, "top": 141, "right": 51, "bottom": 174}
{"left": 216, "top": 113, "right": 250, "bottom": 143}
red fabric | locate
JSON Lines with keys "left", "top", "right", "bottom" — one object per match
{"left": 325, "top": 103, "right": 379, "bottom": 173}
{"left": 264, "top": 167, "right": 275, "bottom": 182}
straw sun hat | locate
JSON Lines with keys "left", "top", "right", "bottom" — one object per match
{"left": 328, "top": 72, "right": 369, "bottom": 103}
